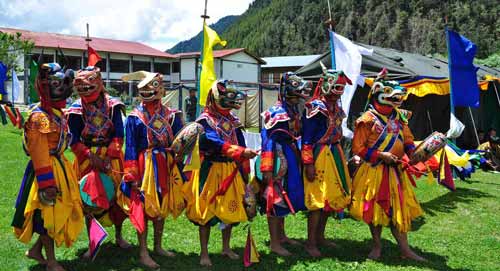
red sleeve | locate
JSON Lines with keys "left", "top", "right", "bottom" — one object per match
{"left": 302, "top": 144, "right": 314, "bottom": 165}
{"left": 260, "top": 151, "right": 273, "bottom": 172}
{"left": 222, "top": 142, "right": 246, "bottom": 162}
{"left": 71, "top": 142, "right": 90, "bottom": 162}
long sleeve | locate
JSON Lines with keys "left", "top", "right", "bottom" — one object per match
{"left": 68, "top": 114, "right": 90, "bottom": 162}
{"left": 124, "top": 116, "right": 140, "bottom": 182}
{"left": 352, "top": 121, "right": 380, "bottom": 164}
{"left": 171, "top": 113, "right": 184, "bottom": 136}
{"left": 260, "top": 127, "right": 274, "bottom": 172}
{"left": 107, "top": 107, "right": 124, "bottom": 158}
{"left": 198, "top": 119, "right": 246, "bottom": 162}
{"left": 25, "top": 121, "right": 56, "bottom": 189}
{"left": 301, "top": 112, "right": 321, "bottom": 165}
{"left": 402, "top": 124, "right": 416, "bottom": 155}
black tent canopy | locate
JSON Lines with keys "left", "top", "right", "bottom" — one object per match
{"left": 296, "top": 44, "right": 500, "bottom": 147}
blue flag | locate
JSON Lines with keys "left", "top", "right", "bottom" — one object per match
{"left": 0, "top": 62, "right": 7, "bottom": 95}
{"left": 446, "top": 28, "right": 479, "bottom": 108}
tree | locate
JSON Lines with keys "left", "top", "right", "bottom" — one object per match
{"left": 0, "top": 32, "right": 34, "bottom": 72}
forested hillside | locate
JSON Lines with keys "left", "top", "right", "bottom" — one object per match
{"left": 221, "top": 0, "right": 499, "bottom": 58}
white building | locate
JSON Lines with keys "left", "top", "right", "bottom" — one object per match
{"left": 1, "top": 28, "right": 265, "bottom": 110}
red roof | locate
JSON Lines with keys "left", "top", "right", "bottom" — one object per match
{"left": 0, "top": 27, "right": 175, "bottom": 58}
{"left": 175, "top": 48, "right": 266, "bottom": 64}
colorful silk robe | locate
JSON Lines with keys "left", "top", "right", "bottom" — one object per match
{"left": 12, "top": 105, "right": 84, "bottom": 247}
{"left": 301, "top": 98, "right": 351, "bottom": 211}
{"left": 120, "top": 102, "right": 185, "bottom": 229}
{"left": 182, "top": 110, "right": 250, "bottom": 226}
{"left": 259, "top": 101, "right": 305, "bottom": 216}
{"left": 350, "top": 106, "right": 423, "bottom": 233}
{"left": 67, "top": 95, "right": 126, "bottom": 224}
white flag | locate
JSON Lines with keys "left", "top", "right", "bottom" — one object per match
{"left": 12, "top": 69, "right": 20, "bottom": 102}
{"left": 446, "top": 112, "right": 465, "bottom": 138}
{"left": 332, "top": 32, "right": 373, "bottom": 138}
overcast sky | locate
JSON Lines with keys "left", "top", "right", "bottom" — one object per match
{"left": 0, "top": 0, "right": 254, "bottom": 51}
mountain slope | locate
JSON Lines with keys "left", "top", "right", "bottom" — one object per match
{"left": 221, "top": 0, "right": 499, "bottom": 58}
{"left": 167, "top": 15, "right": 239, "bottom": 54}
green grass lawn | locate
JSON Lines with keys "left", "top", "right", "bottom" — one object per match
{"left": 0, "top": 122, "right": 499, "bottom": 271}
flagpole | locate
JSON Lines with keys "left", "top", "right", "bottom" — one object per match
{"left": 445, "top": 18, "right": 456, "bottom": 114}
{"left": 468, "top": 107, "right": 481, "bottom": 147}
{"left": 326, "top": 0, "right": 336, "bottom": 69}
{"left": 196, "top": 0, "right": 209, "bottom": 117}
{"left": 492, "top": 81, "right": 500, "bottom": 108}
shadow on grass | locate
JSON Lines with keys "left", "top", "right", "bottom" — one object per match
{"left": 27, "top": 239, "right": 469, "bottom": 271}
{"left": 420, "top": 187, "right": 493, "bottom": 217}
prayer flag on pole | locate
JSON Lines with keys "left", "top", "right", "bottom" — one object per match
{"left": 88, "top": 46, "right": 102, "bottom": 67}
{"left": 329, "top": 30, "right": 373, "bottom": 138}
{"left": 29, "top": 60, "right": 39, "bottom": 103}
{"left": 199, "top": 22, "right": 226, "bottom": 106}
{"left": 11, "top": 69, "right": 20, "bottom": 102}
{"left": 446, "top": 28, "right": 479, "bottom": 108}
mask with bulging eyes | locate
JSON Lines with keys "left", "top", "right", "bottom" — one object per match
{"left": 280, "top": 72, "right": 311, "bottom": 104}
{"left": 319, "top": 61, "right": 352, "bottom": 97}
{"left": 40, "top": 63, "right": 75, "bottom": 102}
{"left": 74, "top": 67, "right": 105, "bottom": 98}
{"left": 212, "top": 80, "right": 245, "bottom": 110}
{"left": 139, "top": 75, "right": 164, "bottom": 102}
{"left": 371, "top": 80, "right": 407, "bottom": 108}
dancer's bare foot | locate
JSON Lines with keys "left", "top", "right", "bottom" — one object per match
{"left": 221, "top": 249, "right": 239, "bottom": 260}
{"left": 154, "top": 247, "right": 176, "bottom": 257}
{"left": 304, "top": 244, "right": 321, "bottom": 258}
{"left": 401, "top": 249, "right": 426, "bottom": 262}
{"left": 367, "top": 246, "right": 381, "bottom": 260}
{"left": 25, "top": 249, "right": 47, "bottom": 265}
{"left": 318, "top": 239, "right": 337, "bottom": 248}
{"left": 200, "top": 254, "right": 212, "bottom": 267}
{"left": 116, "top": 237, "right": 131, "bottom": 249}
{"left": 46, "top": 261, "right": 65, "bottom": 271}
{"left": 139, "top": 253, "right": 160, "bottom": 269}
{"left": 280, "top": 237, "right": 301, "bottom": 246}
{"left": 270, "top": 244, "right": 292, "bottom": 256}
{"left": 80, "top": 249, "right": 91, "bottom": 260}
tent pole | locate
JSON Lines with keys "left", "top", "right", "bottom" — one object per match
{"left": 426, "top": 110, "right": 434, "bottom": 131}
{"left": 492, "top": 81, "right": 500, "bottom": 108}
{"left": 468, "top": 107, "right": 481, "bottom": 147}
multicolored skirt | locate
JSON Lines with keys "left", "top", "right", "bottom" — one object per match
{"left": 350, "top": 162, "right": 423, "bottom": 233}
{"left": 303, "top": 144, "right": 351, "bottom": 211}
{"left": 118, "top": 148, "right": 185, "bottom": 220}
{"left": 12, "top": 155, "right": 84, "bottom": 247}
{"left": 183, "top": 160, "right": 247, "bottom": 226}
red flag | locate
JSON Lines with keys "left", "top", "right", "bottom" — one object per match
{"left": 89, "top": 217, "right": 108, "bottom": 261}
{"left": 88, "top": 46, "right": 102, "bottom": 67}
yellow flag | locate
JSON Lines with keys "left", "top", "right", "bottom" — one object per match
{"left": 199, "top": 22, "right": 227, "bottom": 106}
{"left": 183, "top": 135, "right": 201, "bottom": 172}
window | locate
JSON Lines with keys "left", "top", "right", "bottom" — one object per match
{"left": 109, "top": 59, "right": 129, "bottom": 73}
{"left": 65, "top": 56, "right": 82, "bottom": 70}
{"left": 109, "top": 80, "right": 128, "bottom": 94}
{"left": 172, "top": 62, "right": 180, "bottom": 73}
{"left": 31, "top": 54, "right": 54, "bottom": 64}
{"left": 133, "top": 60, "right": 150, "bottom": 72}
{"left": 237, "top": 63, "right": 243, "bottom": 68}
{"left": 154, "top": 62, "right": 171, "bottom": 75}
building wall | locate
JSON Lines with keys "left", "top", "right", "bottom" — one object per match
{"left": 180, "top": 58, "right": 196, "bottom": 81}
{"left": 261, "top": 66, "right": 302, "bottom": 84}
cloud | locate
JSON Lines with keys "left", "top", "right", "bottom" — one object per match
{"left": 0, "top": 0, "right": 254, "bottom": 51}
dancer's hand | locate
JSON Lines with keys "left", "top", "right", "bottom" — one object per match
{"left": 379, "top": 152, "right": 399, "bottom": 165}
{"left": 305, "top": 164, "right": 316, "bottom": 182}
{"left": 242, "top": 148, "right": 258, "bottom": 159}
{"left": 41, "top": 186, "right": 58, "bottom": 201}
